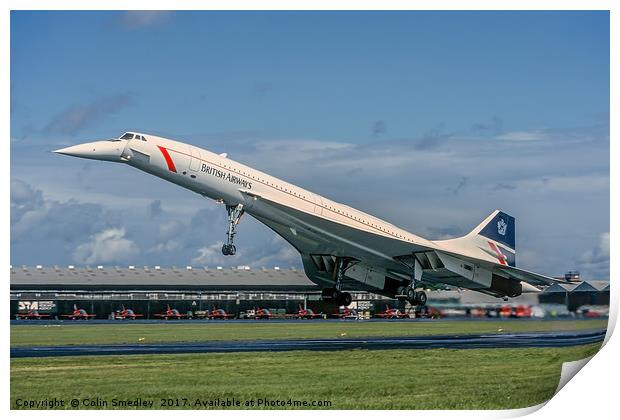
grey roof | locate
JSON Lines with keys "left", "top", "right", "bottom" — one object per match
{"left": 542, "top": 283, "right": 576, "bottom": 293}
{"left": 10, "top": 265, "right": 319, "bottom": 292}
{"left": 584, "top": 280, "right": 610, "bottom": 291}
{"left": 572, "top": 281, "right": 609, "bottom": 292}
{"left": 542, "top": 280, "right": 610, "bottom": 294}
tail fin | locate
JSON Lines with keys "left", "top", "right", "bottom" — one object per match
{"left": 437, "top": 210, "right": 516, "bottom": 267}
{"left": 473, "top": 210, "right": 515, "bottom": 250}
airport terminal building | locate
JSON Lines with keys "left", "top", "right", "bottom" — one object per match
{"left": 10, "top": 265, "right": 610, "bottom": 319}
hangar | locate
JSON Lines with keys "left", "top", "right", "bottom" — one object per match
{"left": 10, "top": 265, "right": 609, "bottom": 319}
{"left": 539, "top": 280, "right": 610, "bottom": 311}
{"left": 10, "top": 265, "right": 376, "bottom": 318}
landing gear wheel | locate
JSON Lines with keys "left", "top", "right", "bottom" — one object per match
{"left": 338, "top": 292, "right": 352, "bottom": 307}
{"left": 406, "top": 287, "right": 416, "bottom": 301}
{"left": 322, "top": 288, "right": 339, "bottom": 301}
{"left": 221, "top": 244, "right": 237, "bottom": 256}
{"left": 415, "top": 291, "right": 427, "bottom": 306}
{"left": 322, "top": 289, "right": 351, "bottom": 306}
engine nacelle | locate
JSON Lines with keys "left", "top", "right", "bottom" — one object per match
{"left": 490, "top": 274, "right": 522, "bottom": 297}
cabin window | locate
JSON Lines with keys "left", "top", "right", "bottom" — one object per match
{"left": 120, "top": 133, "right": 134, "bottom": 140}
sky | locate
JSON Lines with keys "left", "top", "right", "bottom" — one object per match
{"left": 10, "top": 11, "right": 610, "bottom": 279}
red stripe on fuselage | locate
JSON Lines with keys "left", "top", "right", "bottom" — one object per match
{"left": 157, "top": 146, "right": 177, "bottom": 173}
{"left": 488, "top": 241, "right": 507, "bottom": 265}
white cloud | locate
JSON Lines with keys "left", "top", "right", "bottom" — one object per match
{"left": 495, "top": 130, "right": 547, "bottom": 141}
{"left": 159, "top": 220, "right": 185, "bottom": 240}
{"left": 254, "top": 139, "right": 354, "bottom": 154}
{"left": 148, "top": 240, "right": 181, "bottom": 254}
{"left": 513, "top": 175, "right": 609, "bottom": 194}
{"left": 191, "top": 243, "right": 229, "bottom": 266}
{"left": 579, "top": 232, "right": 610, "bottom": 262}
{"left": 73, "top": 228, "right": 139, "bottom": 265}
{"left": 191, "top": 235, "right": 300, "bottom": 269}
{"left": 577, "top": 232, "right": 610, "bottom": 279}
{"left": 244, "top": 243, "right": 299, "bottom": 268}
{"left": 600, "top": 232, "right": 610, "bottom": 256}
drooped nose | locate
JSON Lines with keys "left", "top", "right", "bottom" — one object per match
{"left": 53, "top": 140, "right": 127, "bottom": 162}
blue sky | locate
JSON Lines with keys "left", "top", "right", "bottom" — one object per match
{"left": 10, "top": 11, "right": 610, "bottom": 279}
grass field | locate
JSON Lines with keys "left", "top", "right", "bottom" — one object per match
{"left": 11, "top": 344, "right": 601, "bottom": 410}
{"left": 10, "top": 318, "right": 607, "bottom": 347}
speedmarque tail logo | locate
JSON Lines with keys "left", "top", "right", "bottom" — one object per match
{"left": 497, "top": 218, "right": 507, "bottom": 236}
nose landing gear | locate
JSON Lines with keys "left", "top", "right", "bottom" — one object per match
{"left": 221, "top": 204, "right": 244, "bottom": 256}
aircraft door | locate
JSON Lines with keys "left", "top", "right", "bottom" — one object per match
{"left": 313, "top": 195, "right": 323, "bottom": 216}
{"left": 189, "top": 147, "right": 201, "bottom": 171}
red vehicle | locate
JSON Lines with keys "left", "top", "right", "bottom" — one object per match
{"left": 209, "top": 306, "right": 235, "bottom": 320}
{"left": 374, "top": 305, "right": 408, "bottom": 319}
{"left": 498, "top": 305, "right": 514, "bottom": 318}
{"left": 578, "top": 306, "right": 609, "bottom": 318}
{"left": 114, "top": 304, "right": 143, "bottom": 320}
{"left": 513, "top": 305, "right": 532, "bottom": 318}
{"left": 253, "top": 307, "right": 273, "bottom": 319}
{"left": 332, "top": 307, "right": 359, "bottom": 319}
{"left": 415, "top": 305, "right": 442, "bottom": 319}
{"left": 287, "top": 304, "right": 323, "bottom": 319}
{"left": 61, "top": 304, "right": 96, "bottom": 320}
{"left": 15, "top": 310, "right": 50, "bottom": 320}
{"left": 153, "top": 305, "right": 188, "bottom": 320}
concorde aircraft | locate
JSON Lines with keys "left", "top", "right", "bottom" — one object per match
{"left": 54, "top": 132, "right": 567, "bottom": 306}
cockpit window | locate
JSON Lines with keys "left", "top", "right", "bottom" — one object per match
{"left": 120, "top": 133, "right": 134, "bottom": 140}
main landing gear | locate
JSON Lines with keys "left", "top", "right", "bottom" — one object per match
{"left": 322, "top": 288, "right": 352, "bottom": 307}
{"left": 397, "top": 283, "right": 427, "bottom": 306}
{"left": 222, "top": 204, "right": 244, "bottom": 256}
{"left": 322, "top": 258, "right": 353, "bottom": 306}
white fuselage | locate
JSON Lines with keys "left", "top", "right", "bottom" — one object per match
{"left": 55, "top": 131, "right": 545, "bottom": 298}
{"left": 124, "top": 133, "right": 436, "bottom": 255}
{"left": 141, "top": 136, "right": 429, "bottom": 242}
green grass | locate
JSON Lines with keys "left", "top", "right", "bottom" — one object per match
{"left": 10, "top": 344, "right": 601, "bottom": 410}
{"left": 11, "top": 319, "right": 607, "bottom": 347}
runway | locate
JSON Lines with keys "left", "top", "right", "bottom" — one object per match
{"left": 10, "top": 329, "right": 605, "bottom": 358}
